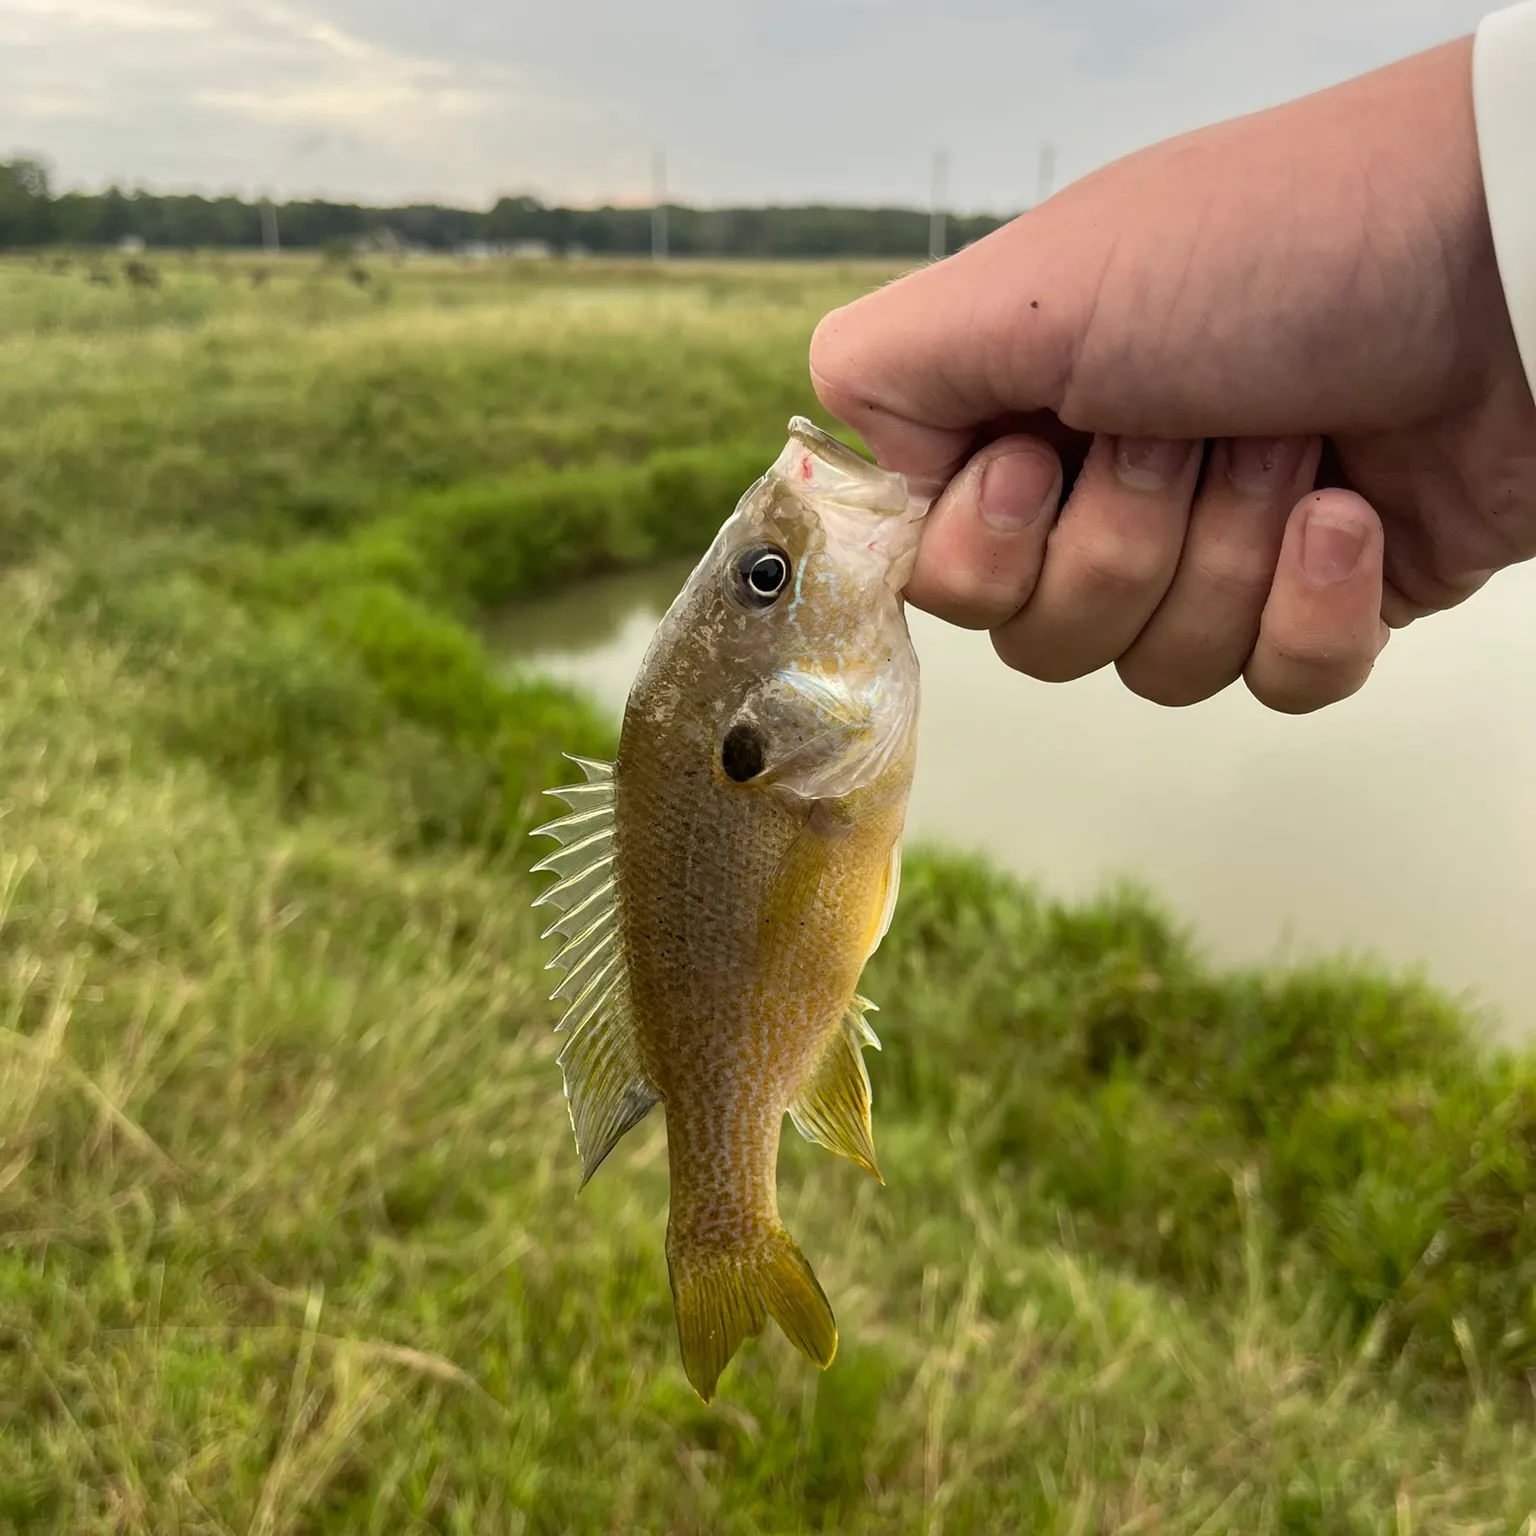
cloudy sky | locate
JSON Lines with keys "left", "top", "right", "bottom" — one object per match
{"left": 0, "top": 0, "right": 1499, "bottom": 211}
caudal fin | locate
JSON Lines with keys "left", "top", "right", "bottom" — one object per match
{"left": 667, "top": 1225, "right": 838, "bottom": 1402}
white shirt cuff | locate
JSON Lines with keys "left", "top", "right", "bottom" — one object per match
{"left": 1475, "top": 2, "right": 1536, "bottom": 397}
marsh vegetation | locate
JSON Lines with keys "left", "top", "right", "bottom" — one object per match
{"left": 4, "top": 254, "right": 1536, "bottom": 1533}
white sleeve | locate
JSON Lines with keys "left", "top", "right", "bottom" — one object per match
{"left": 1474, "top": 3, "right": 1536, "bottom": 395}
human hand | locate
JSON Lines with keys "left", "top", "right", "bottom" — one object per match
{"left": 809, "top": 36, "right": 1536, "bottom": 712}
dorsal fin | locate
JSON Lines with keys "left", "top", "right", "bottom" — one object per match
{"left": 530, "top": 756, "right": 659, "bottom": 1185}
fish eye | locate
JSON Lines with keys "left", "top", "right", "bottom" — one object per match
{"left": 731, "top": 544, "right": 792, "bottom": 609}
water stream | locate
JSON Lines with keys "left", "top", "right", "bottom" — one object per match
{"left": 490, "top": 557, "right": 1536, "bottom": 1039}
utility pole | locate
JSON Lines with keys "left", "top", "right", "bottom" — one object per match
{"left": 928, "top": 148, "right": 948, "bottom": 261}
{"left": 1035, "top": 143, "right": 1057, "bottom": 208}
{"left": 651, "top": 148, "right": 668, "bottom": 262}
{"left": 259, "top": 197, "right": 280, "bottom": 253}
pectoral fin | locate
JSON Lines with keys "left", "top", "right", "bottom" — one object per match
{"left": 788, "top": 995, "right": 884, "bottom": 1183}
{"left": 757, "top": 799, "right": 853, "bottom": 956}
{"left": 865, "top": 839, "right": 901, "bottom": 962}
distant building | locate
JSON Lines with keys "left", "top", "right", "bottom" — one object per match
{"left": 453, "top": 239, "right": 554, "bottom": 260}
{"left": 355, "top": 227, "right": 423, "bottom": 256}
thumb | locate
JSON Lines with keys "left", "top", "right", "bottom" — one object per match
{"left": 807, "top": 211, "right": 1100, "bottom": 486}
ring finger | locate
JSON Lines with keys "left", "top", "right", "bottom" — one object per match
{"left": 1116, "top": 435, "right": 1322, "bottom": 705}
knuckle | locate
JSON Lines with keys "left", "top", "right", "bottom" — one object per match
{"left": 1069, "top": 527, "right": 1173, "bottom": 596}
{"left": 915, "top": 559, "right": 1035, "bottom": 629}
{"left": 1246, "top": 680, "right": 1341, "bottom": 715}
{"left": 1266, "top": 630, "right": 1361, "bottom": 678}
{"left": 1244, "top": 675, "right": 1327, "bottom": 714}
{"left": 1115, "top": 653, "right": 1230, "bottom": 708}
{"left": 992, "top": 623, "right": 1096, "bottom": 684}
{"left": 1245, "top": 633, "right": 1372, "bottom": 712}
{"left": 1187, "top": 546, "right": 1274, "bottom": 609}
{"left": 1381, "top": 550, "right": 1486, "bottom": 617}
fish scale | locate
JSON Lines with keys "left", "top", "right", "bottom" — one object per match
{"left": 532, "top": 417, "right": 930, "bottom": 1401}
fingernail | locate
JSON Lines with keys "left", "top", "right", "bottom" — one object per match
{"left": 1301, "top": 501, "right": 1369, "bottom": 585}
{"left": 1113, "top": 437, "right": 1193, "bottom": 492}
{"left": 979, "top": 451, "right": 1059, "bottom": 532}
{"left": 1226, "top": 436, "right": 1303, "bottom": 497}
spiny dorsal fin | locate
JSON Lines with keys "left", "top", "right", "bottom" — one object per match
{"left": 788, "top": 995, "right": 884, "bottom": 1184}
{"left": 555, "top": 976, "right": 658, "bottom": 1188}
{"left": 530, "top": 755, "right": 658, "bottom": 1185}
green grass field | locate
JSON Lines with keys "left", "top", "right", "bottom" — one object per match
{"left": 4, "top": 250, "right": 1536, "bottom": 1533}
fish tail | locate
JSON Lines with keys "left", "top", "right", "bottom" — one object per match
{"left": 666, "top": 1222, "right": 837, "bottom": 1403}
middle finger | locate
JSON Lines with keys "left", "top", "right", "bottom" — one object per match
{"left": 991, "top": 433, "right": 1202, "bottom": 683}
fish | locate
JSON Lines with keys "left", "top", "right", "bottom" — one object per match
{"left": 530, "top": 416, "right": 931, "bottom": 1402}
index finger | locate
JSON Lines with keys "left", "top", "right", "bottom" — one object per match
{"left": 807, "top": 222, "right": 1087, "bottom": 485}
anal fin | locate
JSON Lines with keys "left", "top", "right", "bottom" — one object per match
{"left": 788, "top": 995, "right": 884, "bottom": 1184}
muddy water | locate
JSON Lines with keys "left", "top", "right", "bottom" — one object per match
{"left": 489, "top": 558, "right": 1536, "bottom": 1038}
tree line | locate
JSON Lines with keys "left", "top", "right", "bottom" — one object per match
{"left": 0, "top": 157, "right": 1015, "bottom": 258}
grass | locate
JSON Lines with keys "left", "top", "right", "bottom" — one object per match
{"left": 4, "top": 251, "right": 1536, "bottom": 1532}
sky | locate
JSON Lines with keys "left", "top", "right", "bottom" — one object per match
{"left": 0, "top": 0, "right": 1500, "bottom": 211}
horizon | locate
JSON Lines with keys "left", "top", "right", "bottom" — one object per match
{"left": 5, "top": 168, "right": 1028, "bottom": 221}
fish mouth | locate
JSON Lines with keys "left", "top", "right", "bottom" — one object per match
{"left": 785, "top": 416, "right": 879, "bottom": 478}
{"left": 774, "top": 417, "right": 932, "bottom": 590}
{"left": 776, "top": 417, "right": 930, "bottom": 522}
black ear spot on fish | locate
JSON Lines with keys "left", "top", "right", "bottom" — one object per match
{"left": 721, "top": 722, "right": 767, "bottom": 783}
{"left": 731, "top": 543, "right": 793, "bottom": 610}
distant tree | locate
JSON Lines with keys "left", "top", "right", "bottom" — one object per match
{"left": 487, "top": 194, "right": 545, "bottom": 245}
{"left": 95, "top": 186, "right": 132, "bottom": 244}
{"left": 547, "top": 205, "right": 572, "bottom": 255}
{"left": 0, "top": 156, "right": 55, "bottom": 247}
{"left": 0, "top": 151, "right": 1017, "bottom": 258}
{"left": 8, "top": 156, "right": 50, "bottom": 199}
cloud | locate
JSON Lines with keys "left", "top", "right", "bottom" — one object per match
{"left": 1, "top": 0, "right": 212, "bottom": 30}
{"left": 0, "top": 0, "right": 589, "bottom": 201}
{"left": 192, "top": 5, "right": 486, "bottom": 137}
{"left": 0, "top": 0, "right": 1497, "bottom": 208}
{"left": 195, "top": 81, "right": 482, "bottom": 132}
